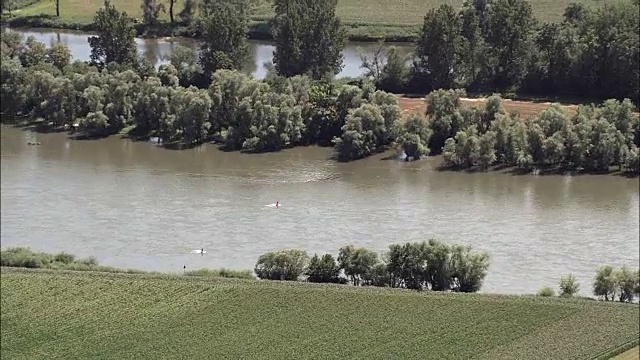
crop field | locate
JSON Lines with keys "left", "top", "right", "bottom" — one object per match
{"left": 7, "top": 0, "right": 620, "bottom": 27}
{"left": 1, "top": 268, "right": 638, "bottom": 359}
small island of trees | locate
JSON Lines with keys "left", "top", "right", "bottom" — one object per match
{"left": 0, "top": 0, "right": 638, "bottom": 175}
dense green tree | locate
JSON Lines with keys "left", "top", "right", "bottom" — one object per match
{"left": 272, "top": 0, "right": 346, "bottom": 79}
{"left": 0, "top": 57, "right": 27, "bottom": 116}
{"left": 593, "top": 265, "right": 616, "bottom": 301}
{"left": 484, "top": 0, "right": 537, "bottom": 90}
{"left": 337, "top": 245, "right": 380, "bottom": 286}
{"left": 449, "top": 244, "right": 490, "bottom": 292}
{"left": 254, "top": 249, "right": 309, "bottom": 281}
{"left": 305, "top": 253, "right": 343, "bottom": 283}
{"left": 615, "top": 267, "right": 638, "bottom": 303}
{"left": 88, "top": 1, "right": 138, "bottom": 69}
{"left": 198, "top": 0, "right": 250, "bottom": 79}
{"left": 458, "top": 2, "right": 488, "bottom": 88}
{"left": 412, "top": 4, "right": 461, "bottom": 91}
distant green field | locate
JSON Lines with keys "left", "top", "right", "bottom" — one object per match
{"left": 8, "top": 0, "right": 619, "bottom": 24}
{"left": 3, "top": 0, "right": 622, "bottom": 41}
{"left": 1, "top": 268, "right": 638, "bottom": 359}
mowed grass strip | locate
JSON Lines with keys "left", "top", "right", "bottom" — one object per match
{"left": 1, "top": 268, "right": 638, "bottom": 360}
{"left": 613, "top": 347, "right": 640, "bottom": 360}
{"left": 11, "top": 0, "right": 622, "bottom": 26}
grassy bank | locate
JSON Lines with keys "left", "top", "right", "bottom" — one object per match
{"left": 2, "top": 0, "right": 621, "bottom": 42}
{"left": 612, "top": 346, "right": 640, "bottom": 360}
{"left": 0, "top": 247, "right": 254, "bottom": 279}
{"left": 1, "top": 267, "right": 638, "bottom": 359}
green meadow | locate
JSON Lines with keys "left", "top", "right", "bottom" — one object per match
{"left": 3, "top": 0, "right": 623, "bottom": 41}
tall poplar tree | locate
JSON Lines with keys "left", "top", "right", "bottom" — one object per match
{"left": 272, "top": 0, "right": 346, "bottom": 79}
{"left": 198, "top": 0, "right": 250, "bottom": 79}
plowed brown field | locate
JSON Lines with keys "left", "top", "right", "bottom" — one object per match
{"left": 398, "top": 96, "right": 581, "bottom": 118}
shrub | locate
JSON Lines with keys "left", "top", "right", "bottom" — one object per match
{"left": 537, "top": 286, "right": 555, "bottom": 297}
{"left": 559, "top": 274, "right": 580, "bottom": 296}
{"left": 54, "top": 252, "right": 75, "bottom": 264}
{"left": 185, "top": 268, "right": 254, "bottom": 280}
{"left": 0, "top": 247, "right": 52, "bottom": 268}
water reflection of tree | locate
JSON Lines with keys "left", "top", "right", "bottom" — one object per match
{"left": 143, "top": 39, "right": 160, "bottom": 66}
{"left": 241, "top": 41, "right": 259, "bottom": 77}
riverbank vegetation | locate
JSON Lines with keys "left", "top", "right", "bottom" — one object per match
{"left": 2, "top": 267, "right": 638, "bottom": 359}
{"left": 255, "top": 240, "right": 491, "bottom": 292}
{"left": 538, "top": 269, "right": 640, "bottom": 304}
{"left": 363, "top": 0, "right": 639, "bottom": 104}
{"left": 0, "top": 247, "right": 255, "bottom": 279}
{"left": 2, "top": 0, "right": 620, "bottom": 42}
{"left": 0, "top": 1, "right": 638, "bottom": 174}
{"left": 3, "top": 246, "right": 639, "bottom": 304}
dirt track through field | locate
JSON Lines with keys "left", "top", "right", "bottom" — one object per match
{"left": 398, "top": 97, "right": 580, "bottom": 118}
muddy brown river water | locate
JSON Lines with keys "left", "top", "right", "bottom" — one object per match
{"left": 1, "top": 126, "right": 638, "bottom": 295}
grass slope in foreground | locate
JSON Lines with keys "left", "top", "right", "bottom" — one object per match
{"left": 1, "top": 268, "right": 639, "bottom": 360}
{"left": 5, "top": 0, "right": 622, "bottom": 41}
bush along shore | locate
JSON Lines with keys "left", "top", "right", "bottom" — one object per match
{"left": 0, "top": 247, "right": 254, "bottom": 279}
{"left": 2, "top": 245, "right": 639, "bottom": 302}
{"left": 1, "top": 30, "right": 638, "bottom": 175}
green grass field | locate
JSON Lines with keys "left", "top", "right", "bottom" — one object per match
{"left": 3, "top": 0, "right": 622, "bottom": 41}
{"left": 1, "top": 267, "right": 638, "bottom": 359}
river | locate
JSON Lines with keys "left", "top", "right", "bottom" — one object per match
{"left": 1, "top": 125, "right": 638, "bottom": 296}
{"left": 1, "top": 28, "right": 639, "bottom": 296}
{"left": 6, "top": 28, "right": 413, "bottom": 80}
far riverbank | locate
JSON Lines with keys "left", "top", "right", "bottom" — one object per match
{"left": 3, "top": 16, "right": 420, "bottom": 43}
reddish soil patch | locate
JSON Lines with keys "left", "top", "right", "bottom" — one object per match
{"left": 398, "top": 96, "right": 580, "bottom": 118}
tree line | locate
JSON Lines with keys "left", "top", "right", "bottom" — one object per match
{"left": 254, "top": 243, "right": 640, "bottom": 303}
{"left": 361, "top": 0, "right": 639, "bottom": 105}
{"left": 432, "top": 89, "right": 639, "bottom": 174}
{"left": 158, "top": 0, "right": 640, "bottom": 104}
{"left": 8, "top": 0, "right": 638, "bottom": 104}
{"left": 254, "top": 239, "right": 491, "bottom": 292}
{"left": 539, "top": 266, "right": 640, "bottom": 303}
{"left": 1, "top": 2, "right": 638, "bottom": 173}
